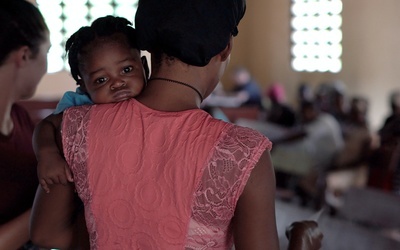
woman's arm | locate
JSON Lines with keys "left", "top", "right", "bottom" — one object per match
{"left": 286, "top": 221, "right": 323, "bottom": 250}
{"left": 232, "top": 150, "right": 323, "bottom": 250}
{"left": 0, "top": 209, "right": 31, "bottom": 250}
{"left": 30, "top": 184, "right": 88, "bottom": 249}
{"left": 233, "top": 150, "right": 280, "bottom": 250}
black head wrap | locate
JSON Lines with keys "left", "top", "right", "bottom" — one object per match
{"left": 135, "top": 0, "right": 246, "bottom": 67}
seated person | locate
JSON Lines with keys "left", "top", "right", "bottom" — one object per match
{"left": 272, "top": 100, "right": 344, "bottom": 207}
{"left": 333, "top": 96, "right": 374, "bottom": 170}
{"left": 381, "top": 90, "right": 400, "bottom": 129}
{"left": 325, "top": 97, "right": 375, "bottom": 210}
{"left": 264, "top": 82, "right": 297, "bottom": 128}
{"left": 230, "top": 66, "right": 262, "bottom": 107}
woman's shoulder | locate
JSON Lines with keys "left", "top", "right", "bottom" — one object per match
{"left": 219, "top": 122, "right": 273, "bottom": 151}
{"left": 63, "top": 104, "right": 93, "bottom": 121}
{"left": 11, "top": 103, "right": 35, "bottom": 128}
{"left": 12, "top": 103, "right": 32, "bottom": 118}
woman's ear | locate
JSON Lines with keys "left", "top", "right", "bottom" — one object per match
{"left": 14, "top": 46, "right": 31, "bottom": 68}
{"left": 220, "top": 36, "right": 233, "bottom": 62}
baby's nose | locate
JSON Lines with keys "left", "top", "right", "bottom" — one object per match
{"left": 110, "top": 79, "right": 126, "bottom": 90}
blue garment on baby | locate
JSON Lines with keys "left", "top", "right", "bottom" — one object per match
{"left": 53, "top": 87, "right": 93, "bottom": 114}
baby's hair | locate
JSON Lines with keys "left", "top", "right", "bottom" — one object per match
{"left": 65, "top": 15, "right": 137, "bottom": 83}
{"left": 0, "top": 0, "right": 48, "bottom": 65}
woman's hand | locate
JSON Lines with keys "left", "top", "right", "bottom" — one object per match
{"left": 286, "top": 220, "right": 323, "bottom": 250}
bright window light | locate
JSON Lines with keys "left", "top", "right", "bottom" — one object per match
{"left": 37, "top": 0, "right": 138, "bottom": 73}
{"left": 291, "top": 0, "right": 343, "bottom": 73}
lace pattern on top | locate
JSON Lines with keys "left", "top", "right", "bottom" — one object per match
{"left": 185, "top": 125, "right": 272, "bottom": 249}
{"left": 62, "top": 105, "right": 98, "bottom": 249}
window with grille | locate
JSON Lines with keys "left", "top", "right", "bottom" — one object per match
{"left": 37, "top": 0, "right": 139, "bottom": 73}
{"left": 290, "top": 0, "right": 343, "bottom": 73}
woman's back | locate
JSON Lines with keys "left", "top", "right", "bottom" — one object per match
{"left": 62, "top": 99, "right": 271, "bottom": 249}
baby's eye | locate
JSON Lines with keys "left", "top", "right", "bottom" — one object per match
{"left": 95, "top": 77, "right": 107, "bottom": 84}
{"left": 122, "top": 66, "right": 133, "bottom": 74}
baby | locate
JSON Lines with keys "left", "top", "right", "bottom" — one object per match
{"left": 33, "top": 16, "right": 148, "bottom": 193}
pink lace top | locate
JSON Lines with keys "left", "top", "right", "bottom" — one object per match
{"left": 62, "top": 99, "right": 272, "bottom": 250}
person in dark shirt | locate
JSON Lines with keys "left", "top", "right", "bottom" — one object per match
{"left": 0, "top": 1, "right": 50, "bottom": 249}
{"left": 265, "top": 82, "right": 297, "bottom": 128}
{"left": 381, "top": 90, "right": 400, "bottom": 128}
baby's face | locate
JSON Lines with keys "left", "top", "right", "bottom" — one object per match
{"left": 79, "top": 36, "right": 145, "bottom": 104}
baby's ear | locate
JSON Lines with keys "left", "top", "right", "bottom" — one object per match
{"left": 77, "top": 79, "right": 87, "bottom": 92}
{"left": 141, "top": 56, "right": 150, "bottom": 80}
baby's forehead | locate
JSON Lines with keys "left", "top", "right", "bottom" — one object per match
{"left": 78, "top": 37, "right": 140, "bottom": 63}
{"left": 77, "top": 36, "right": 141, "bottom": 70}
{"left": 87, "top": 33, "right": 138, "bottom": 50}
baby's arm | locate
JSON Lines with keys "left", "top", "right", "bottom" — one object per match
{"left": 33, "top": 113, "right": 73, "bottom": 193}
{"left": 31, "top": 113, "right": 88, "bottom": 248}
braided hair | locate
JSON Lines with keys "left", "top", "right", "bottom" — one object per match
{"left": 65, "top": 15, "right": 137, "bottom": 83}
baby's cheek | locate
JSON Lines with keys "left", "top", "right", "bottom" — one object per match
{"left": 90, "top": 92, "right": 106, "bottom": 104}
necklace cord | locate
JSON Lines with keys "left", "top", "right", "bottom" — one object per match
{"left": 148, "top": 77, "right": 203, "bottom": 103}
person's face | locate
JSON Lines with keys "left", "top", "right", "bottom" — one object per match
{"left": 351, "top": 100, "right": 368, "bottom": 124}
{"left": 301, "top": 106, "right": 317, "bottom": 123}
{"left": 232, "top": 69, "right": 250, "bottom": 86}
{"left": 79, "top": 36, "right": 145, "bottom": 104}
{"left": 19, "top": 32, "right": 51, "bottom": 99}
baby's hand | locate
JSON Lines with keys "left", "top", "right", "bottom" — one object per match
{"left": 37, "top": 153, "right": 73, "bottom": 193}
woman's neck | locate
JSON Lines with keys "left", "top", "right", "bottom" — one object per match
{"left": 0, "top": 100, "right": 14, "bottom": 136}
{"left": 137, "top": 61, "right": 209, "bottom": 111}
{"left": 0, "top": 66, "right": 17, "bottom": 135}
{"left": 137, "top": 79, "right": 202, "bottom": 111}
